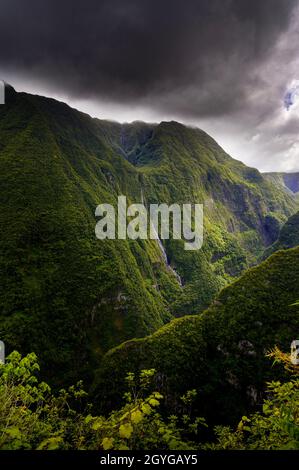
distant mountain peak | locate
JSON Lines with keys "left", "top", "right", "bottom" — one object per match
{"left": 263, "top": 172, "right": 299, "bottom": 195}
{"left": 3, "top": 82, "right": 15, "bottom": 91}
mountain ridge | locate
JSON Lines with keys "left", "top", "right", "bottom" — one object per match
{"left": 263, "top": 172, "right": 299, "bottom": 195}
{"left": 0, "top": 87, "right": 297, "bottom": 386}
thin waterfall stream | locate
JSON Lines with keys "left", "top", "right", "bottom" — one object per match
{"left": 141, "top": 189, "right": 182, "bottom": 286}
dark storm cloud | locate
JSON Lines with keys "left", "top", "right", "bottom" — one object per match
{"left": 0, "top": 0, "right": 297, "bottom": 118}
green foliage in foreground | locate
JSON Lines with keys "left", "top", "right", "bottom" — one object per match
{"left": 1, "top": 349, "right": 299, "bottom": 450}
{"left": 0, "top": 352, "right": 204, "bottom": 450}
{"left": 208, "top": 348, "right": 299, "bottom": 450}
{"left": 212, "top": 380, "right": 299, "bottom": 450}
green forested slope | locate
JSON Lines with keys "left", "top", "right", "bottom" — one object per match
{"left": 0, "top": 87, "right": 174, "bottom": 384}
{"left": 264, "top": 210, "right": 299, "bottom": 258}
{"left": 0, "top": 85, "right": 297, "bottom": 385}
{"left": 94, "top": 247, "right": 299, "bottom": 425}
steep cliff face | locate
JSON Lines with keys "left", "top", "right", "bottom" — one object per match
{"left": 264, "top": 172, "right": 299, "bottom": 195}
{"left": 0, "top": 87, "right": 297, "bottom": 384}
{"left": 0, "top": 88, "right": 174, "bottom": 384}
{"left": 264, "top": 210, "right": 299, "bottom": 258}
{"left": 94, "top": 247, "right": 299, "bottom": 425}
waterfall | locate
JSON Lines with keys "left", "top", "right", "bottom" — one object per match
{"left": 141, "top": 189, "right": 182, "bottom": 286}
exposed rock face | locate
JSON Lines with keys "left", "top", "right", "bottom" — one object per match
{"left": 238, "top": 340, "right": 256, "bottom": 357}
{"left": 247, "top": 386, "right": 259, "bottom": 405}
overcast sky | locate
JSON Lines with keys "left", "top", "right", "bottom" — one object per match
{"left": 1, "top": 0, "right": 299, "bottom": 172}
